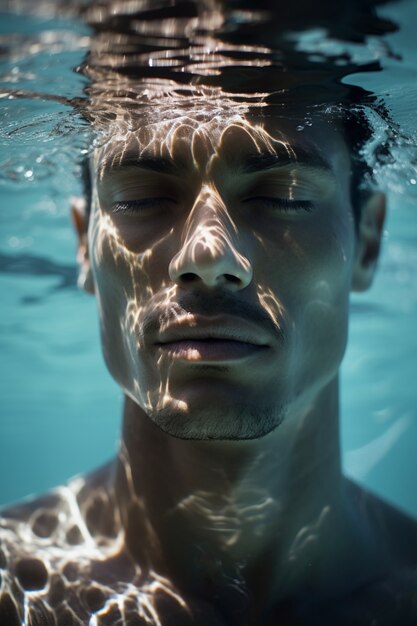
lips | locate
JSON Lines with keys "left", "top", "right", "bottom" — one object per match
{"left": 154, "top": 315, "right": 271, "bottom": 361}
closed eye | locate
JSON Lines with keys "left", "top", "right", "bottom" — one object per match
{"left": 242, "top": 197, "right": 313, "bottom": 212}
{"left": 112, "top": 197, "right": 178, "bottom": 215}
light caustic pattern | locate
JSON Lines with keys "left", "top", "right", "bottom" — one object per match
{"left": 0, "top": 105, "right": 331, "bottom": 624}
{"left": 0, "top": 459, "right": 336, "bottom": 625}
{"left": 0, "top": 465, "right": 189, "bottom": 625}
{"left": 0, "top": 446, "right": 288, "bottom": 625}
{"left": 90, "top": 105, "right": 291, "bottom": 425}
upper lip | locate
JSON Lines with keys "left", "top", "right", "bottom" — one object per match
{"left": 155, "top": 315, "right": 271, "bottom": 346}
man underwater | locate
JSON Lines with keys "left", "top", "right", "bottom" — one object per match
{"left": 1, "top": 1, "right": 416, "bottom": 624}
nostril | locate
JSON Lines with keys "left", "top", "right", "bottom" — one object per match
{"left": 178, "top": 272, "right": 242, "bottom": 286}
{"left": 224, "top": 273, "right": 241, "bottom": 284}
{"left": 180, "top": 273, "right": 198, "bottom": 283}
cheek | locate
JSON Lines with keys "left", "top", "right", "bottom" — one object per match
{"left": 256, "top": 210, "right": 355, "bottom": 388}
{"left": 259, "top": 210, "right": 355, "bottom": 304}
{"left": 90, "top": 210, "right": 167, "bottom": 307}
{"left": 292, "top": 215, "right": 355, "bottom": 382}
{"left": 298, "top": 224, "right": 354, "bottom": 303}
{"left": 89, "top": 213, "right": 156, "bottom": 385}
{"left": 111, "top": 216, "right": 173, "bottom": 253}
{"left": 89, "top": 209, "right": 179, "bottom": 401}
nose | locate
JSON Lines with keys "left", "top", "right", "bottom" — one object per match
{"left": 169, "top": 190, "right": 253, "bottom": 291}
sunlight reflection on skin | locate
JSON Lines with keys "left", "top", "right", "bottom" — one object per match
{"left": 286, "top": 506, "right": 332, "bottom": 589}
{"left": 171, "top": 488, "right": 280, "bottom": 549}
{"left": 0, "top": 471, "right": 189, "bottom": 626}
{"left": 95, "top": 106, "right": 295, "bottom": 177}
{"left": 84, "top": 108, "right": 355, "bottom": 617}
{"left": 90, "top": 108, "right": 313, "bottom": 426}
{"left": 0, "top": 93, "right": 358, "bottom": 625}
{"left": 87, "top": 98, "right": 350, "bottom": 591}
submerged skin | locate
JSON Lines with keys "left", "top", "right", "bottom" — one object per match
{"left": 1, "top": 112, "right": 416, "bottom": 626}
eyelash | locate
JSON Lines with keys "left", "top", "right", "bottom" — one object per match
{"left": 242, "top": 197, "right": 313, "bottom": 212}
{"left": 112, "top": 198, "right": 177, "bottom": 214}
{"left": 112, "top": 196, "right": 313, "bottom": 215}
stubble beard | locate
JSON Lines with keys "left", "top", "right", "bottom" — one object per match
{"left": 146, "top": 400, "right": 287, "bottom": 441}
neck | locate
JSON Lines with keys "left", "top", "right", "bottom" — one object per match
{"left": 113, "top": 378, "right": 358, "bottom": 619}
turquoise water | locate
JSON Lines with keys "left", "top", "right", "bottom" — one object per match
{"left": 0, "top": 1, "right": 416, "bottom": 518}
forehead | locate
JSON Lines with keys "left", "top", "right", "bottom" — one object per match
{"left": 93, "top": 106, "right": 350, "bottom": 178}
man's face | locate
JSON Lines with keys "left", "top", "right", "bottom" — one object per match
{"left": 87, "top": 111, "right": 358, "bottom": 440}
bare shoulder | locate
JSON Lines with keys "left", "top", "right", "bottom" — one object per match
{"left": 332, "top": 479, "right": 417, "bottom": 625}
{"left": 0, "top": 463, "right": 222, "bottom": 626}
{"left": 0, "top": 462, "right": 131, "bottom": 625}
{"left": 0, "top": 460, "right": 119, "bottom": 547}
{"left": 318, "top": 566, "right": 417, "bottom": 626}
{"left": 345, "top": 478, "right": 417, "bottom": 567}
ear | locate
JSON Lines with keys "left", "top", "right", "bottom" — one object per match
{"left": 70, "top": 196, "right": 95, "bottom": 295}
{"left": 351, "top": 192, "right": 386, "bottom": 292}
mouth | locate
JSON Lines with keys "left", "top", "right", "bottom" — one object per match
{"left": 154, "top": 316, "right": 271, "bottom": 362}
{"left": 156, "top": 338, "right": 268, "bottom": 362}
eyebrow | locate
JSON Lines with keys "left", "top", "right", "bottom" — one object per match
{"left": 100, "top": 155, "right": 183, "bottom": 178}
{"left": 100, "top": 146, "right": 333, "bottom": 178}
{"left": 238, "top": 148, "right": 333, "bottom": 175}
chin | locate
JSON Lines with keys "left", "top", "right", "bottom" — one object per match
{"left": 146, "top": 400, "right": 286, "bottom": 441}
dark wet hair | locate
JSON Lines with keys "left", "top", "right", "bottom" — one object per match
{"left": 343, "top": 109, "right": 375, "bottom": 225}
